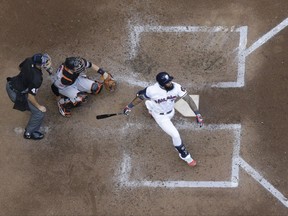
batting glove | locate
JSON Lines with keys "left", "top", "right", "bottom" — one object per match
{"left": 196, "top": 113, "right": 204, "bottom": 127}
{"left": 123, "top": 106, "right": 132, "bottom": 116}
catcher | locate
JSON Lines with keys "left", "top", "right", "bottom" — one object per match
{"left": 51, "top": 56, "right": 116, "bottom": 117}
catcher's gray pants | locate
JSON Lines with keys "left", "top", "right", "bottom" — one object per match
{"left": 6, "top": 82, "right": 45, "bottom": 134}
{"left": 54, "top": 76, "right": 94, "bottom": 103}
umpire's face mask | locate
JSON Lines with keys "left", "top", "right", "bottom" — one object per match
{"left": 41, "top": 53, "right": 53, "bottom": 74}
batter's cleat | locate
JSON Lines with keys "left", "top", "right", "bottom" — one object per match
{"left": 188, "top": 159, "right": 197, "bottom": 167}
{"left": 58, "top": 101, "right": 71, "bottom": 117}
{"left": 179, "top": 153, "right": 197, "bottom": 167}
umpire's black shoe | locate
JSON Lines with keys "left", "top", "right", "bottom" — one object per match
{"left": 24, "top": 131, "right": 44, "bottom": 140}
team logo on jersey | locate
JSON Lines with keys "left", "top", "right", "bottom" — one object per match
{"left": 155, "top": 95, "right": 177, "bottom": 103}
{"left": 167, "top": 95, "right": 177, "bottom": 100}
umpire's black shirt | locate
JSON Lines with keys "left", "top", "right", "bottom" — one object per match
{"left": 11, "top": 58, "right": 43, "bottom": 96}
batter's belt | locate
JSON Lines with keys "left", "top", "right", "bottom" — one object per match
{"left": 159, "top": 110, "right": 172, "bottom": 115}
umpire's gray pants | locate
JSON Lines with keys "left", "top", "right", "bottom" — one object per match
{"left": 6, "top": 82, "right": 45, "bottom": 134}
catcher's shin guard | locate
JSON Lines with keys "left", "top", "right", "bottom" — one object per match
{"left": 75, "top": 92, "right": 88, "bottom": 105}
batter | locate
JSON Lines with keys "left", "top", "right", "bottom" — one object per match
{"left": 124, "top": 72, "right": 204, "bottom": 167}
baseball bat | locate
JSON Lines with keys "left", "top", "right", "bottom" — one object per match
{"left": 96, "top": 112, "right": 123, "bottom": 119}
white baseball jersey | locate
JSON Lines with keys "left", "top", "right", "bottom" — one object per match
{"left": 144, "top": 82, "right": 187, "bottom": 114}
{"left": 141, "top": 81, "right": 187, "bottom": 147}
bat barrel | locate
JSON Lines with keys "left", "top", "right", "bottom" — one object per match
{"left": 96, "top": 112, "right": 123, "bottom": 119}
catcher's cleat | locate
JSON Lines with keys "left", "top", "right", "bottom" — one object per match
{"left": 58, "top": 101, "right": 71, "bottom": 117}
{"left": 179, "top": 154, "right": 197, "bottom": 167}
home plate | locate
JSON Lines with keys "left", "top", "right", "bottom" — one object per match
{"left": 174, "top": 95, "right": 199, "bottom": 117}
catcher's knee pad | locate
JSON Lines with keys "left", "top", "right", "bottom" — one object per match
{"left": 91, "top": 81, "right": 103, "bottom": 94}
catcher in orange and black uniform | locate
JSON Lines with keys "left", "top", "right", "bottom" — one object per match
{"left": 51, "top": 57, "right": 116, "bottom": 117}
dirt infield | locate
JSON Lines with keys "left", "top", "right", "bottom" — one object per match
{"left": 1, "top": 0, "right": 288, "bottom": 215}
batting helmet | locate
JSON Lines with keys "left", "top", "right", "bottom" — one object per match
{"left": 156, "top": 72, "right": 174, "bottom": 87}
{"left": 64, "top": 57, "right": 85, "bottom": 73}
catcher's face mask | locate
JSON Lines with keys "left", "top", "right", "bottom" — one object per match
{"left": 64, "top": 57, "right": 86, "bottom": 74}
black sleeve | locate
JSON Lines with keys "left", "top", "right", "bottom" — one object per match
{"left": 82, "top": 58, "right": 92, "bottom": 68}
{"left": 19, "top": 58, "right": 29, "bottom": 69}
{"left": 137, "top": 88, "right": 149, "bottom": 100}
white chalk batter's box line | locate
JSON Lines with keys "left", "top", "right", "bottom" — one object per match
{"left": 119, "top": 124, "right": 241, "bottom": 188}
{"left": 128, "top": 25, "right": 247, "bottom": 88}
{"left": 126, "top": 18, "right": 288, "bottom": 89}
{"left": 117, "top": 122, "right": 288, "bottom": 207}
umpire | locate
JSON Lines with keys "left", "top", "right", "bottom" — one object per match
{"left": 6, "top": 53, "right": 52, "bottom": 140}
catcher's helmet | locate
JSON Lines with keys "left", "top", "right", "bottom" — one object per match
{"left": 64, "top": 57, "right": 85, "bottom": 73}
{"left": 156, "top": 72, "right": 174, "bottom": 87}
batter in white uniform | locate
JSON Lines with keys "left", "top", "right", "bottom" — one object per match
{"left": 124, "top": 72, "right": 204, "bottom": 167}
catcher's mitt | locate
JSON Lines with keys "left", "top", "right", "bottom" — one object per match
{"left": 101, "top": 72, "right": 116, "bottom": 92}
